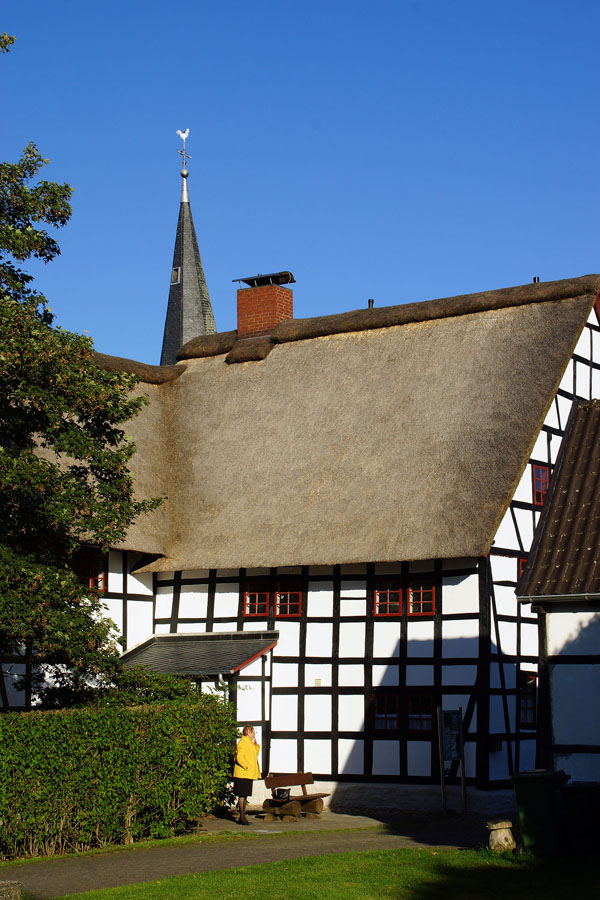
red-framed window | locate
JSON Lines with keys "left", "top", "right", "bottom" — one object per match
{"left": 244, "top": 589, "right": 269, "bottom": 617}
{"left": 532, "top": 464, "right": 550, "bottom": 506}
{"left": 407, "top": 693, "right": 433, "bottom": 732}
{"left": 518, "top": 557, "right": 528, "bottom": 580}
{"left": 374, "top": 586, "right": 402, "bottom": 616}
{"left": 408, "top": 583, "right": 435, "bottom": 616}
{"left": 372, "top": 691, "right": 399, "bottom": 731}
{"left": 275, "top": 590, "right": 302, "bottom": 618}
{"left": 75, "top": 547, "right": 108, "bottom": 592}
{"left": 518, "top": 672, "right": 537, "bottom": 729}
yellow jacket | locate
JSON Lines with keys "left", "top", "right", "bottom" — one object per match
{"left": 233, "top": 735, "right": 261, "bottom": 780}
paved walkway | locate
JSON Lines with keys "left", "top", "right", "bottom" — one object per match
{"left": 0, "top": 810, "right": 491, "bottom": 899}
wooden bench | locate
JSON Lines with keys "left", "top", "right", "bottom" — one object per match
{"left": 262, "top": 772, "right": 330, "bottom": 820}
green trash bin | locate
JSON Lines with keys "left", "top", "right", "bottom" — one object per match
{"left": 511, "top": 769, "right": 570, "bottom": 856}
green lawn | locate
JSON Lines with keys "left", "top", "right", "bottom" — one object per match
{"left": 56, "top": 848, "right": 598, "bottom": 900}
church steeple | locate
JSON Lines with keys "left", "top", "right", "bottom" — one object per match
{"left": 160, "top": 130, "right": 216, "bottom": 365}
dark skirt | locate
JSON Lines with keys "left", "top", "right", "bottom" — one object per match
{"left": 233, "top": 777, "right": 253, "bottom": 798}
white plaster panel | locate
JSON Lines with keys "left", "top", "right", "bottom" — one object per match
{"left": 558, "top": 360, "right": 574, "bottom": 394}
{"left": 177, "top": 622, "right": 206, "bottom": 634}
{"left": 272, "top": 663, "right": 298, "bottom": 688}
{"left": 574, "top": 326, "right": 592, "bottom": 360}
{"left": 338, "top": 694, "right": 365, "bottom": 732}
{"left": 407, "top": 742, "right": 431, "bottom": 776}
{"left": 102, "top": 598, "right": 123, "bottom": 634}
{"left": 513, "top": 507, "right": 533, "bottom": 549}
{"left": 518, "top": 740, "right": 537, "bottom": 772}
{"left": 407, "top": 620, "right": 434, "bottom": 656}
{"left": 373, "top": 664, "right": 400, "bottom": 686}
{"left": 520, "top": 622, "right": 538, "bottom": 657}
{"left": 305, "top": 664, "right": 332, "bottom": 687}
{"left": 442, "top": 574, "right": 479, "bottom": 613}
{"left": 338, "top": 738, "right": 364, "bottom": 775}
{"left": 126, "top": 601, "right": 153, "bottom": 649}
{"left": 490, "top": 662, "right": 516, "bottom": 690}
{"left": 557, "top": 392, "right": 573, "bottom": 428}
{"left": 156, "top": 571, "right": 172, "bottom": 582}
{"left": 494, "top": 583, "right": 517, "bottom": 616}
{"left": 547, "top": 611, "right": 600, "bottom": 656}
{"left": 405, "top": 665, "right": 434, "bottom": 686}
{"left": 542, "top": 398, "right": 560, "bottom": 431}
{"left": 554, "top": 753, "right": 600, "bottom": 782}
{"left": 213, "top": 622, "right": 239, "bottom": 633}
{"left": 236, "top": 681, "right": 263, "bottom": 722}
{"left": 246, "top": 568, "right": 270, "bottom": 577}
{"left": 271, "top": 693, "right": 298, "bottom": 731}
{"left": 309, "top": 566, "right": 333, "bottom": 576}
{"left": 548, "top": 432, "right": 560, "bottom": 464}
{"left": 340, "top": 580, "right": 367, "bottom": 598}
{"left": 489, "top": 695, "right": 513, "bottom": 732}
{"left": 592, "top": 366, "right": 600, "bottom": 399}
{"left": 241, "top": 658, "right": 263, "bottom": 677}
{"left": 274, "top": 622, "right": 300, "bottom": 656}
{"left": 442, "top": 665, "right": 477, "bottom": 686}
{"left": 244, "top": 620, "right": 269, "bottom": 633}
{"left": 372, "top": 741, "right": 400, "bottom": 775}
{"left": 305, "top": 695, "right": 332, "bottom": 731}
{"left": 441, "top": 618, "right": 478, "bottom": 657}
{"left": 155, "top": 590, "right": 173, "bottom": 619}
{"left": 497, "top": 620, "right": 517, "bottom": 656}
{"left": 489, "top": 744, "right": 512, "bottom": 782}
{"left": 304, "top": 740, "right": 331, "bottom": 774}
{"left": 340, "top": 598, "right": 367, "bottom": 617}
{"left": 108, "top": 551, "right": 123, "bottom": 594}
{"left": 306, "top": 623, "right": 333, "bottom": 656}
{"left": 492, "top": 510, "right": 519, "bottom": 551}
{"left": 127, "top": 568, "right": 153, "bottom": 596}
{"left": 551, "top": 664, "right": 600, "bottom": 745}
{"left": 154, "top": 624, "right": 170, "bottom": 634}
{"left": 339, "top": 622, "right": 365, "bottom": 658}
{"left": 269, "top": 739, "right": 297, "bottom": 773}
{"left": 338, "top": 665, "right": 365, "bottom": 686}
{"left": 529, "top": 431, "right": 548, "bottom": 463}
{"left": 442, "top": 695, "right": 471, "bottom": 715}
{"left": 277, "top": 566, "right": 302, "bottom": 575}
{"left": 178, "top": 586, "right": 209, "bottom": 619}
{"left": 373, "top": 621, "right": 401, "bottom": 658}
{"left": 217, "top": 568, "right": 239, "bottom": 578}
{"left": 214, "top": 584, "right": 239, "bottom": 617}
{"left": 307, "top": 584, "right": 334, "bottom": 617}
{"left": 490, "top": 555, "right": 517, "bottom": 583}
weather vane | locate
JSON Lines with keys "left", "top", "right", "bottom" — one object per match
{"left": 176, "top": 129, "right": 191, "bottom": 171}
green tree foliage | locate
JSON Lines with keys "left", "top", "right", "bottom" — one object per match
{"left": 0, "top": 41, "right": 161, "bottom": 706}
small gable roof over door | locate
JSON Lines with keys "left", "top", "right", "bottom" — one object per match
{"left": 120, "top": 631, "right": 278, "bottom": 676}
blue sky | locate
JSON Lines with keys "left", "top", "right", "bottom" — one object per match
{"left": 4, "top": 0, "right": 599, "bottom": 363}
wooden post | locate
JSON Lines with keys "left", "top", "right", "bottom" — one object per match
{"left": 437, "top": 706, "right": 447, "bottom": 815}
{"left": 458, "top": 706, "right": 467, "bottom": 814}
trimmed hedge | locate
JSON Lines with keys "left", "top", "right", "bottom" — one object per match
{"left": 0, "top": 697, "right": 238, "bottom": 859}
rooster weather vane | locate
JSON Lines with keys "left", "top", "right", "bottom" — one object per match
{"left": 176, "top": 128, "right": 191, "bottom": 170}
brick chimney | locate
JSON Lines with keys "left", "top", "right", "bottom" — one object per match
{"left": 235, "top": 271, "right": 295, "bottom": 337}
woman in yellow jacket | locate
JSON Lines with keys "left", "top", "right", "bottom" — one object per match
{"left": 233, "top": 725, "right": 261, "bottom": 825}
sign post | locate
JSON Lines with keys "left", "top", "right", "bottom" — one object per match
{"left": 437, "top": 707, "right": 467, "bottom": 815}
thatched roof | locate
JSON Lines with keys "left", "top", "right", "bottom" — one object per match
{"left": 518, "top": 399, "right": 600, "bottom": 601}
{"left": 106, "top": 275, "right": 600, "bottom": 570}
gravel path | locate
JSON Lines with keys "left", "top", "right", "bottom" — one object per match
{"left": 0, "top": 813, "right": 489, "bottom": 899}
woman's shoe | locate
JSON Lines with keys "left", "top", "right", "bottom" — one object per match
{"left": 239, "top": 818, "right": 251, "bottom": 826}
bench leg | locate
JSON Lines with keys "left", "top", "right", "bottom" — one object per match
{"left": 263, "top": 799, "right": 302, "bottom": 819}
{"left": 301, "top": 798, "right": 324, "bottom": 815}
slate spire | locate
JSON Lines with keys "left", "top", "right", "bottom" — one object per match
{"left": 160, "top": 141, "right": 216, "bottom": 365}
